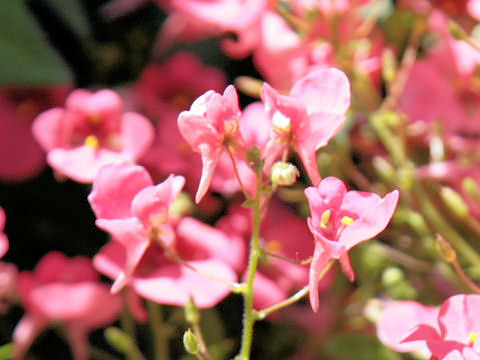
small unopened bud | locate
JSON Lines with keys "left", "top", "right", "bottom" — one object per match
{"left": 441, "top": 186, "right": 469, "bottom": 218}
{"left": 381, "top": 267, "right": 404, "bottom": 287}
{"left": 234, "top": 76, "right": 263, "bottom": 98}
{"left": 105, "top": 327, "right": 133, "bottom": 354}
{"left": 462, "top": 177, "right": 480, "bottom": 202}
{"left": 372, "top": 156, "right": 395, "bottom": 183}
{"left": 271, "top": 162, "right": 299, "bottom": 186}
{"left": 448, "top": 21, "right": 468, "bottom": 41}
{"left": 436, "top": 234, "right": 457, "bottom": 263}
{"left": 185, "top": 297, "right": 200, "bottom": 324}
{"left": 382, "top": 48, "right": 398, "bottom": 86}
{"left": 183, "top": 329, "right": 199, "bottom": 355}
{"left": 170, "top": 192, "right": 194, "bottom": 218}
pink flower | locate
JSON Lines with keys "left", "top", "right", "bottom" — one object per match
{"left": 401, "top": 294, "right": 480, "bottom": 359}
{"left": 305, "top": 177, "right": 398, "bottom": 312}
{"left": 88, "top": 162, "right": 185, "bottom": 293}
{"left": 32, "top": 89, "right": 154, "bottom": 183}
{"left": 261, "top": 68, "right": 350, "bottom": 185}
{"left": 13, "top": 252, "right": 120, "bottom": 360}
{"left": 93, "top": 217, "right": 239, "bottom": 307}
{"left": 177, "top": 85, "right": 244, "bottom": 203}
{"left": 0, "top": 207, "right": 8, "bottom": 259}
{"left": 376, "top": 301, "right": 439, "bottom": 357}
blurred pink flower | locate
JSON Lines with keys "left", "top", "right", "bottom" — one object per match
{"left": 305, "top": 177, "right": 398, "bottom": 312}
{"left": 177, "top": 85, "right": 245, "bottom": 203}
{"left": 377, "top": 300, "right": 439, "bottom": 357}
{"left": 13, "top": 252, "right": 120, "bottom": 360}
{"left": 32, "top": 89, "right": 154, "bottom": 183}
{"left": 261, "top": 68, "right": 350, "bottom": 185}
{"left": 402, "top": 294, "right": 480, "bottom": 359}
{"left": 0, "top": 86, "right": 70, "bottom": 182}
{"left": 93, "top": 216, "right": 239, "bottom": 307}
{"left": 88, "top": 162, "right": 185, "bottom": 293}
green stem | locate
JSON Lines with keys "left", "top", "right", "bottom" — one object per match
{"left": 147, "top": 301, "right": 169, "bottom": 360}
{"left": 237, "top": 173, "right": 263, "bottom": 360}
{"left": 120, "top": 307, "right": 136, "bottom": 360}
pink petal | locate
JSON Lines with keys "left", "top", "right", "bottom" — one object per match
{"left": 65, "top": 326, "right": 88, "bottom": 360}
{"left": 32, "top": 108, "right": 67, "bottom": 151}
{"left": 196, "top": 144, "right": 222, "bottom": 203}
{"left": 47, "top": 146, "right": 134, "bottom": 183}
{"left": 304, "top": 177, "right": 347, "bottom": 219}
{"left": 66, "top": 89, "right": 123, "bottom": 122}
{"left": 308, "top": 242, "right": 329, "bottom": 313}
{"left": 34, "top": 252, "right": 98, "bottom": 284}
{"left": 290, "top": 68, "right": 351, "bottom": 115}
{"left": 338, "top": 252, "right": 354, "bottom": 281}
{"left": 13, "top": 315, "right": 48, "bottom": 359}
{"left": 339, "top": 190, "right": 399, "bottom": 250}
{"left": 88, "top": 163, "right": 153, "bottom": 219}
{"left": 438, "top": 294, "right": 480, "bottom": 343}
{"left": 132, "top": 259, "right": 235, "bottom": 308}
{"left": 377, "top": 301, "right": 438, "bottom": 355}
{"left": 120, "top": 112, "right": 155, "bottom": 160}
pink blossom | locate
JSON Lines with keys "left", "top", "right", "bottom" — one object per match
{"left": 177, "top": 85, "right": 244, "bottom": 203}
{"left": 0, "top": 207, "right": 8, "bottom": 259}
{"left": 93, "top": 216, "right": 239, "bottom": 307}
{"left": 0, "top": 262, "right": 17, "bottom": 314}
{"left": 88, "top": 162, "right": 185, "bottom": 293}
{"left": 32, "top": 89, "right": 154, "bottom": 183}
{"left": 305, "top": 177, "right": 398, "bottom": 312}
{"left": 261, "top": 68, "right": 350, "bottom": 185}
{"left": 400, "top": 294, "right": 480, "bottom": 359}
{"left": 13, "top": 252, "right": 120, "bottom": 360}
{"left": 377, "top": 301, "right": 439, "bottom": 356}
{"left": 0, "top": 86, "right": 70, "bottom": 182}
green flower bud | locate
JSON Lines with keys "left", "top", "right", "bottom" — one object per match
{"left": 436, "top": 234, "right": 457, "bottom": 263}
{"left": 104, "top": 327, "right": 133, "bottom": 354}
{"left": 381, "top": 267, "right": 404, "bottom": 287}
{"left": 441, "top": 186, "right": 469, "bottom": 218}
{"left": 183, "top": 329, "right": 199, "bottom": 355}
{"left": 382, "top": 48, "right": 397, "bottom": 86}
{"left": 271, "top": 162, "right": 300, "bottom": 186}
{"left": 448, "top": 21, "right": 468, "bottom": 41}
{"left": 185, "top": 296, "right": 200, "bottom": 324}
{"left": 462, "top": 177, "right": 480, "bottom": 202}
{"left": 170, "top": 192, "right": 194, "bottom": 217}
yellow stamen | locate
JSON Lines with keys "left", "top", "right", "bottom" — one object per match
{"left": 224, "top": 119, "right": 239, "bottom": 135}
{"left": 320, "top": 210, "right": 332, "bottom": 229}
{"left": 341, "top": 216, "right": 354, "bottom": 226}
{"left": 149, "top": 213, "right": 168, "bottom": 228}
{"left": 84, "top": 135, "right": 99, "bottom": 150}
{"left": 468, "top": 331, "right": 477, "bottom": 346}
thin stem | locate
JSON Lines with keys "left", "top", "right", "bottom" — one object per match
{"left": 256, "top": 259, "right": 335, "bottom": 319}
{"left": 237, "top": 172, "right": 263, "bottom": 360}
{"left": 374, "top": 243, "right": 433, "bottom": 272}
{"left": 226, "top": 145, "right": 252, "bottom": 200}
{"left": 120, "top": 306, "right": 137, "bottom": 360}
{"left": 147, "top": 301, "right": 169, "bottom": 360}
{"left": 452, "top": 259, "right": 480, "bottom": 295}
{"left": 261, "top": 248, "right": 312, "bottom": 266}
{"left": 193, "top": 322, "right": 213, "bottom": 360}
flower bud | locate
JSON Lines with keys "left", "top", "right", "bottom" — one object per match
{"left": 436, "top": 234, "right": 457, "bottom": 263}
{"left": 381, "top": 267, "right": 404, "bottom": 287}
{"left": 104, "top": 327, "right": 134, "bottom": 354}
{"left": 448, "top": 20, "right": 468, "bottom": 41}
{"left": 382, "top": 48, "right": 397, "bottom": 86}
{"left": 440, "top": 186, "right": 469, "bottom": 218}
{"left": 271, "top": 162, "right": 300, "bottom": 186}
{"left": 170, "top": 192, "right": 194, "bottom": 218}
{"left": 184, "top": 296, "right": 200, "bottom": 324}
{"left": 183, "top": 329, "right": 199, "bottom": 355}
{"left": 372, "top": 156, "right": 395, "bottom": 183}
{"left": 462, "top": 177, "right": 480, "bottom": 202}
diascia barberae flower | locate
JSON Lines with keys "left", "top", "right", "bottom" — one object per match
{"left": 32, "top": 89, "right": 154, "bottom": 183}
{"left": 88, "top": 163, "right": 237, "bottom": 307}
{"left": 261, "top": 67, "right": 351, "bottom": 186}
{"left": 0, "top": 207, "right": 8, "bottom": 259}
{"left": 177, "top": 84, "right": 244, "bottom": 203}
{"left": 305, "top": 177, "right": 399, "bottom": 312}
{"left": 377, "top": 295, "right": 480, "bottom": 360}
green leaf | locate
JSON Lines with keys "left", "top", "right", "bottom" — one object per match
{"left": 0, "top": 343, "right": 14, "bottom": 360}
{"left": 44, "top": 0, "right": 90, "bottom": 37}
{"left": 0, "top": 0, "right": 73, "bottom": 85}
{"left": 323, "top": 333, "right": 402, "bottom": 360}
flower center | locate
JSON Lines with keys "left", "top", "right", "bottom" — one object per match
{"left": 468, "top": 331, "right": 477, "bottom": 347}
{"left": 224, "top": 118, "right": 239, "bottom": 135}
{"left": 272, "top": 111, "right": 292, "bottom": 134}
{"left": 84, "top": 135, "right": 100, "bottom": 150}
